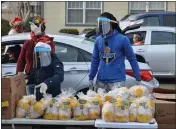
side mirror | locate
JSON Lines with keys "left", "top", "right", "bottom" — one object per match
{"left": 122, "top": 19, "right": 144, "bottom": 34}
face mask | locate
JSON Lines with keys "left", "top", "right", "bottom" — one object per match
{"left": 30, "top": 23, "right": 42, "bottom": 36}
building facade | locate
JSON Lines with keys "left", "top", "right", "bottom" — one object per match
{"left": 2, "top": 1, "right": 176, "bottom": 34}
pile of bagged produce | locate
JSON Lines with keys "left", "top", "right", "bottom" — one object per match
{"left": 16, "top": 85, "right": 155, "bottom": 123}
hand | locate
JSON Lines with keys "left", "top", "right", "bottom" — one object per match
{"left": 89, "top": 80, "right": 94, "bottom": 90}
{"left": 18, "top": 72, "right": 24, "bottom": 75}
{"left": 136, "top": 80, "right": 142, "bottom": 85}
{"left": 39, "top": 83, "right": 48, "bottom": 94}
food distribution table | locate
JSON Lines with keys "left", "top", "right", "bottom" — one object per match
{"left": 2, "top": 118, "right": 158, "bottom": 129}
{"left": 2, "top": 118, "right": 95, "bottom": 125}
{"left": 95, "top": 119, "right": 158, "bottom": 129}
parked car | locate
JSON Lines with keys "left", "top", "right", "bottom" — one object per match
{"left": 2, "top": 33, "right": 159, "bottom": 93}
{"left": 119, "top": 11, "right": 176, "bottom": 30}
{"left": 125, "top": 26, "right": 176, "bottom": 78}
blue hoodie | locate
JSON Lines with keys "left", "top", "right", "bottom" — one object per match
{"left": 89, "top": 30, "right": 141, "bottom": 83}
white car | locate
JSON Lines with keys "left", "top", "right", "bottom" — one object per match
{"left": 1, "top": 33, "right": 159, "bottom": 93}
{"left": 126, "top": 26, "right": 176, "bottom": 78}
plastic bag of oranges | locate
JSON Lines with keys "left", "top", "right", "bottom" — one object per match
{"left": 16, "top": 95, "right": 36, "bottom": 118}
{"left": 102, "top": 101, "right": 114, "bottom": 122}
{"left": 73, "top": 92, "right": 91, "bottom": 120}
{"left": 27, "top": 94, "right": 52, "bottom": 119}
{"left": 113, "top": 98, "right": 130, "bottom": 122}
{"left": 44, "top": 101, "right": 59, "bottom": 120}
{"left": 129, "top": 85, "right": 149, "bottom": 101}
{"left": 137, "top": 96, "right": 155, "bottom": 123}
{"left": 53, "top": 88, "right": 76, "bottom": 120}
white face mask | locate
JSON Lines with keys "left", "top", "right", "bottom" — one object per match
{"left": 30, "top": 23, "right": 42, "bottom": 36}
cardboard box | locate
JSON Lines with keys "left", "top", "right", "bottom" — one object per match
{"left": 1, "top": 74, "right": 26, "bottom": 119}
{"left": 154, "top": 93, "right": 176, "bottom": 125}
{"left": 2, "top": 74, "right": 26, "bottom": 94}
{"left": 1, "top": 93, "right": 17, "bottom": 119}
{"left": 158, "top": 124, "right": 176, "bottom": 129}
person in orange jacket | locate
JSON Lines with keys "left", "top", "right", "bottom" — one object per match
{"left": 133, "top": 33, "right": 144, "bottom": 46}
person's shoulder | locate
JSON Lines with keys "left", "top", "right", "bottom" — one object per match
{"left": 8, "top": 29, "right": 17, "bottom": 35}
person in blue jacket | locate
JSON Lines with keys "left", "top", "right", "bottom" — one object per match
{"left": 26, "top": 42, "right": 64, "bottom": 100}
{"left": 89, "top": 12, "right": 141, "bottom": 91}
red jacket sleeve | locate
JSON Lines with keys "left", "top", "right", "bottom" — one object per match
{"left": 16, "top": 40, "right": 29, "bottom": 73}
{"left": 48, "top": 41, "right": 55, "bottom": 54}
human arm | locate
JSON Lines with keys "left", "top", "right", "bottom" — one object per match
{"left": 89, "top": 39, "right": 100, "bottom": 81}
{"left": 123, "top": 37, "right": 141, "bottom": 81}
{"left": 16, "top": 40, "right": 29, "bottom": 73}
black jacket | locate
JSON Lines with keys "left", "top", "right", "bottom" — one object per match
{"left": 28, "top": 54, "right": 64, "bottom": 100}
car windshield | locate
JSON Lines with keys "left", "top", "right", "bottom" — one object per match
{"left": 124, "top": 14, "right": 140, "bottom": 21}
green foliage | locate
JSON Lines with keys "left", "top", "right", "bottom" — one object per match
{"left": 59, "top": 29, "right": 79, "bottom": 35}
{"left": 1, "top": 19, "right": 11, "bottom": 36}
{"left": 82, "top": 28, "right": 94, "bottom": 34}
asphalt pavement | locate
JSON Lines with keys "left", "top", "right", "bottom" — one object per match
{"left": 156, "top": 77, "right": 176, "bottom": 90}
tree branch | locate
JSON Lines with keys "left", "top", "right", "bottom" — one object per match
{"left": 23, "top": 2, "right": 31, "bottom": 25}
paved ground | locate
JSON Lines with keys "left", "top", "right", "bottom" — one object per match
{"left": 156, "top": 78, "right": 176, "bottom": 90}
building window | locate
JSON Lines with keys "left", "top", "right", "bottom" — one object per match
{"left": 36, "top": 5, "right": 41, "bottom": 15}
{"left": 66, "top": 2, "right": 102, "bottom": 25}
{"left": 129, "top": 2, "right": 166, "bottom": 14}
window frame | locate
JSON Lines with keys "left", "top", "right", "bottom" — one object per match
{"left": 126, "top": 31, "right": 147, "bottom": 45}
{"left": 150, "top": 31, "right": 176, "bottom": 45}
{"left": 54, "top": 42, "right": 86, "bottom": 62}
{"left": 128, "top": 2, "right": 166, "bottom": 14}
{"left": 142, "top": 16, "right": 160, "bottom": 26}
{"left": 66, "top": 2, "right": 103, "bottom": 26}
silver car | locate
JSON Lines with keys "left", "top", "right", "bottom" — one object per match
{"left": 2, "top": 33, "right": 159, "bottom": 93}
{"left": 126, "top": 26, "right": 176, "bottom": 78}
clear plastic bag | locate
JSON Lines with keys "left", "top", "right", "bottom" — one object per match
{"left": 129, "top": 85, "right": 149, "bottom": 101}
{"left": 102, "top": 101, "right": 114, "bottom": 122}
{"left": 88, "top": 97, "right": 101, "bottom": 120}
{"left": 44, "top": 101, "right": 59, "bottom": 120}
{"left": 113, "top": 98, "right": 129, "bottom": 122}
{"left": 27, "top": 94, "right": 52, "bottom": 119}
{"left": 16, "top": 95, "right": 36, "bottom": 118}
{"left": 137, "top": 96, "right": 155, "bottom": 123}
{"left": 129, "top": 99, "right": 139, "bottom": 122}
{"left": 73, "top": 92, "right": 91, "bottom": 120}
{"left": 54, "top": 88, "right": 76, "bottom": 120}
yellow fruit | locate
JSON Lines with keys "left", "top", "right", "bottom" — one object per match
{"left": 89, "top": 112, "right": 100, "bottom": 120}
{"left": 114, "top": 116, "right": 129, "bottom": 122}
{"left": 103, "top": 112, "right": 113, "bottom": 122}
{"left": 104, "top": 94, "right": 113, "bottom": 101}
{"left": 33, "top": 102, "right": 43, "bottom": 112}
{"left": 137, "top": 114, "right": 152, "bottom": 123}
{"left": 129, "top": 115, "right": 136, "bottom": 122}
{"left": 135, "top": 87, "right": 144, "bottom": 97}
{"left": 148, "top": 100, "right": 155, "bottom": 108}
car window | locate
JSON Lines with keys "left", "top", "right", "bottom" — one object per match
{"left": 55, "top": 42, "right": 80, "bottom": 62}
{"left": 2, "top": 40, "right": 24, "bottom": 64}
{"left": 126, "top": 31, "right": 146, "bottom": 45}
{"left": 142, "top": 16, "right": 160, "bottom": 26}
{"left": 79, "top": 49, "right": 92, "bottom": 62}
{"left": 163, "top": 15, "right": 176, "bottom": 27}
{"left": 151, "top": 31, "right": 176, "bottom": 45}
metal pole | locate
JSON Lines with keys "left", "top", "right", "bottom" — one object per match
{"left": 146, "top": 2, "right": 149, "bottom": 12}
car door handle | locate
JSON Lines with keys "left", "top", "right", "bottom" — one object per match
{"left": 137, "top": 49, "right": 145, "bottom": 52}
{"left": 3, "top": 72, "right": 15, "bottom": 76}
{"left": 69, "top": 67, "right": 82, "bottom": 71}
